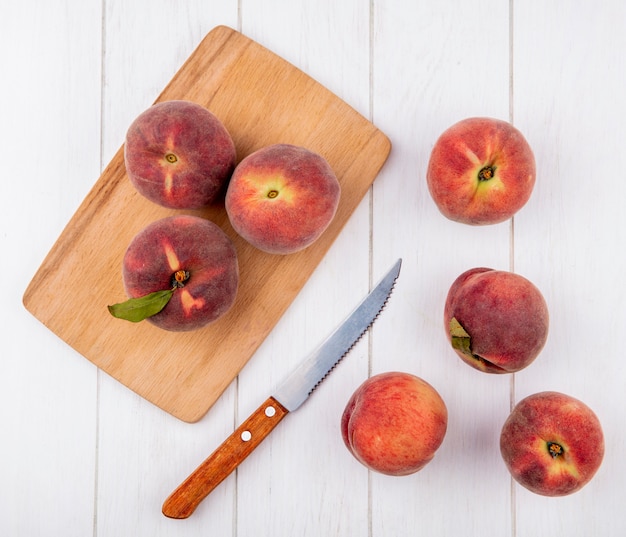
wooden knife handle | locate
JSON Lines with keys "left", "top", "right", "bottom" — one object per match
{"left": 162, "top": 396, "right": 289, "bottom": 519}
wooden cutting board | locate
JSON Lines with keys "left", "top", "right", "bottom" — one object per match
{"left": 22, "top": 25, "right": 391, "bottom": 423}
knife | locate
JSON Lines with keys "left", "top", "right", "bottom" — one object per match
{"left": 162, "top": 258, "right": 402, "bottom": 519}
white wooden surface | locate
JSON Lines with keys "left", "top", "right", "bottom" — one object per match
{"left": 3, "top": 1, "right": 625, "bottom": 535}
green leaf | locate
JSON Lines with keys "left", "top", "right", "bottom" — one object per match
{"left": 108, "top": 289, "right": 174, "bottom": 323}
{"left": 449, "top": 317, "right": 472, "bottom": 356}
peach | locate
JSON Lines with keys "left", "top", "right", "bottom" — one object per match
{"left": 500, "top": 391, "right": 604, "bottom": 496}
{"left": 119, "top": 215, "right": 239, "bottom": 332}
{"left": 427, "top": 117, "right": 536, "bottom": 225}
{"left": 444, "top": 267, "right": 549, "bottom": 374}
{"left": 124, "top": 100, "right": 236, "bottom": 209}
{"left": 341, "top": 372, "right": 448, "bottom": 476}
{"left": 225, "top": 144, "right": 340, "bottom": 255}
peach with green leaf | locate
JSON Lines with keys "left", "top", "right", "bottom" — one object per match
{"left": 108, "top": 215, "right": 239, "bottom": 332}
{"left": 444, "top": 267, "right": 549, "bottom": 373}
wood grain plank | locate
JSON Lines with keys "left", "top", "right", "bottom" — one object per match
{"left": 2, "top": 2, "right": 103, "bottom": 537}
{"left": 22, "top": 25, "right": 391, "bottom": 423}
{"left": 370, "top": 1, "right": 514, "bottom": 536}
{"left": 513, "top": 1, "right": 626, "bottom": 534}
{"left": 235, "top": 4, "right": 372, "bottom": 536}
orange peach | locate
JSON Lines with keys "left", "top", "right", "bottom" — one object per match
{"left": 225, "top": 144, "right": 340, "bottom": 254}
{"left": 500, "top": 391, "right": 604, "bottom": 496}
{"left": 124, "top": 100, "right": 236, "bottom": 209}
{"left": 444, "top": 267, "right": 549, "bottom": 373}
{"left": 427, "top": 117, "right": 536, "bottom": 225}
{"left": 121, "top": 215, "right": 238, "bottom": 332}
{"left": 341, "top": 372, "right": 448, "bottom": 476}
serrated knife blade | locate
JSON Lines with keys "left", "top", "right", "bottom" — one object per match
{"left": 162, "top": 258, "right": 402, "bottom": 519}
{"left": 273, "top": 258, "right": 402, "bottom": 411}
